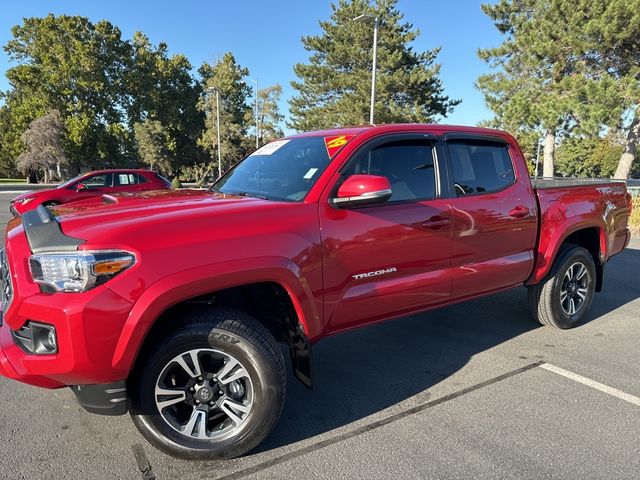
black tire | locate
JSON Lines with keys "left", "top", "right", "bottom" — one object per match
{"left": 527, "top": 245, "right": 596, "bottom": 329}
{"left": 129, "top": 307, "right": 286, "bottom": 459}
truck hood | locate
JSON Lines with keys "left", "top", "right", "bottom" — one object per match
{"left": 50, "top": 189, "right": 281, "bottom": 244}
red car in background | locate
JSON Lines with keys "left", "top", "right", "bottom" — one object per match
{"left": 9, "top": 169, "right": 172, "bottom": 215}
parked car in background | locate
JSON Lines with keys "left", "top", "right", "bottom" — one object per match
{"left": 9, "top": 169, "right": 172, "bottom": 215}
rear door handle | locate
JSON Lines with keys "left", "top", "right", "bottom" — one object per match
{"left": 508, "top": 205, "right": 530, "bottom": 218}
{"left": 421, "top": 216, "right": 451, "bottom": 229}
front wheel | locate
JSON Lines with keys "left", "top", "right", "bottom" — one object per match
{"left": 129, "top": 307, "right": 286, "bottom": 459}
{"left": 528, "top": 245, "right": 596, "bottom": 329}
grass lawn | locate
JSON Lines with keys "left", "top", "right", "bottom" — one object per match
{"left": 0, "top": 178, "right": 27, "bottom": 184}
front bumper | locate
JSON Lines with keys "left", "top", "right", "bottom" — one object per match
{"left": 0, "top": 229, "right": 134, "bottom": 389}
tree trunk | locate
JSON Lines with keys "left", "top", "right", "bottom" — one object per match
{"left": 614, "top": 108, "right": 640, "bottom": 180}
{"left": 543, "top": 130, "right": 555, "bottom": 178}
{"left": 56, "top": 161, "right": 62, "bottom": 180}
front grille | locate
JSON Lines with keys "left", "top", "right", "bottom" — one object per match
{"left": 0, "top": 249, "right": 14, "bottom": 323}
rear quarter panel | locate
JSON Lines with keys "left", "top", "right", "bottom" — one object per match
{"left": 528, "top": 182, "right": 630, "bottom": 285}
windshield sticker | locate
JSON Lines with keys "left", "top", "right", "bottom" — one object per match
{"left": 251, "top": 139, "right": 291, "bottom": 156}
{"left": 324, "top": 134, "right": 355, "bottom": 158}
{"left": 303, "top": 168, "right": 319, "bottom": 179}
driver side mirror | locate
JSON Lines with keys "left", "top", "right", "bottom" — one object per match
{"left": 332, "top": 174, "right": 392, "bottom": 208}
{"left": 76, "top": 183, "right": 87, "bottom": 192}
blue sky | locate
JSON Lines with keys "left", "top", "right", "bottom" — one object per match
{"left": 0, "top": 0, "right": 503, "bottom": 132}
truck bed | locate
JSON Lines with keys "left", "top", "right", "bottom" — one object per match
{"left": 531, "top": 177, "right": 627, "bottom": 189}
{"left": 527, "top": 177, "right": 631, "bottom": 285}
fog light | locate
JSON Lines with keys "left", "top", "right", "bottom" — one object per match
{"left": 47, "top": 329, "right": 57, "bottom": 351}
{"left": 12, "top": 321, "right": 58, "bottom": 354}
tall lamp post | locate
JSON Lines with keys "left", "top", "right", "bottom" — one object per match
{"left": 353, "top": 13, "right": 379, "bottom": 125}
{"left": 205, "top": 87, "right": 222, "bottom": 179}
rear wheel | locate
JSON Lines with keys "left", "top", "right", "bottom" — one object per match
{"left": 129, "top": 307, "right": 286, "bottom": 459}
{"left": 528, "top": 246, "right": 596, "bottom": 329}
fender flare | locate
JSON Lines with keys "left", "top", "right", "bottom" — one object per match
{"left": 526, "top": 219, "right": 608, "bottom": 286}
{"left": 110, "top": 256, "right": 321, "bottom": 375}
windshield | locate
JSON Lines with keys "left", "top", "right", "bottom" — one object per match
{"left": 212, "top": 136, "right": 332, "bottom": 201}
{"left": 58, "top": 174, "right": 85, "bottom": 188}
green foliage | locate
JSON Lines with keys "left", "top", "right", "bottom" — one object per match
{"left": 133, "top": 119, "right": 175, "bottom": 174}
{"left": 478, "top": 0, "right": 640, "bottom": 178}
{"left": 256, "top": 85, "right": 284, "bottom": 145}
{"left": 4, "top": 15, "right": 130, "bottom": 169}
{"left": 289, "top": 0, "right": 459, "bottom": 131}
{"left": 0, "top": 14, "right": 205, "bottom": 175}
{"left": 126, "top": 32, "right": 205, "bottom": 169}
{"left": 555, "top": 134, "right": 639, "bottom": 178}
{"left": 198, "top": 53, "right": 253, "bottom": 172}
{"left": 171, "top": 176, "right": 183, "bottom": 188}
{"left": 180, "top": 162, "right": 213, "bottom": 186}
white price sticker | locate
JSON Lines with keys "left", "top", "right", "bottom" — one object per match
{"left": 303, "top": 168, "right": 319, "bottom": 179}
{"left": 251, "top": 139, "right": 290, "bottom": 156}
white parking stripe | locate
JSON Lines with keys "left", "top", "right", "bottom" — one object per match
{"left": 540, "top": 363, "right": 640, "bottom": 407}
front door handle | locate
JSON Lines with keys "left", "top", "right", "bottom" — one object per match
{"left": 421, "top": 216, "right": 451, "bottom": 230}
{"left": 508, "top": 205, "right": 530, "bottom": 218}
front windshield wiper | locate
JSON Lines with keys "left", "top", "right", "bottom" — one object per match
{"left": 221, "top": 190, "right": 269, "bottom": 200}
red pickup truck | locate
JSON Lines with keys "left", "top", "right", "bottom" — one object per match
{"left": 0, "top": 124, "right": 631, "bottom": 459}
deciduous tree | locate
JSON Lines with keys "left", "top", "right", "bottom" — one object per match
{"left": 16, "top": 110, "right": 68, "bottom": 182}
{"left": 133, "top": 119, "right": 175, "bottom": 174}
{"left": 255, "top": 85, "right": 284, "bottom": 145}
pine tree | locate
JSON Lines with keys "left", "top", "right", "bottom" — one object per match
{"left": 478, "top": 0, "right": 640, "bottom": 179}
{"left": 289, "top": 0, "right": 459, "bottom": 131}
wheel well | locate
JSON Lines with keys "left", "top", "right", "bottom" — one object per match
{"left": 135, "top": 282, "right": 313, "bottom": 388}
{"left": 561, "top": 227, "right": 604, "bottom": 291}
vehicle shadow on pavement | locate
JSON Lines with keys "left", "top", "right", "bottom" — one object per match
{"left": 254, "top": 245, "right": 640, "bottom": 454}
{"left": 257, "top": 288, "right": 535, "bottom": 453}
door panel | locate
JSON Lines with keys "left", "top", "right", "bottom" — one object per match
{"left": 320, "top": 136, "right": 452, "bottom": 332}
{"left": 446, "top": 139, "right": 537, "bottom": 298}
{"left": 321, "top": 201, "right": 452, "bottom": 331}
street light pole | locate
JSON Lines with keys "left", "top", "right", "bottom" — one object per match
{"left": 245, "top": 77, "right": 259, "bottom": 149}
{"left": 205, "top": 87, "right": 222, "bottom": 180}
{"left": 215, "top": 89, "right": 222, "bottom": 179}
{"left": 354, "top": 14, "right": 379, "bottom": 125}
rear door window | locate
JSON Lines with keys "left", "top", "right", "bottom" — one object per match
{"left": 115, "top": 173, "right": 136, "bottom": 186}
{"left": 447, "top": 141, "right": 514, "bottom": 196}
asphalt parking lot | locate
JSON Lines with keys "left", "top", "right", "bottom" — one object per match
{"left": 0, "top": 191, "right": 638, "bottom": 480}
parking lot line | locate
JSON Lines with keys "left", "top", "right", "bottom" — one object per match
{"left": 208, "top": 362, "right": 544, "bottom": 480}
{"left": 540, "top": 363, "right": 640, "bottom": 407}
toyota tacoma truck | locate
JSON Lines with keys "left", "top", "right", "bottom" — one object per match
{"left": 0, "top": 124, "right": 632, "bottom": 459}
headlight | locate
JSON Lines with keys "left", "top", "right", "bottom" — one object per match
{"left": 28, "top": 250, "right": 135, "bottom": 292}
